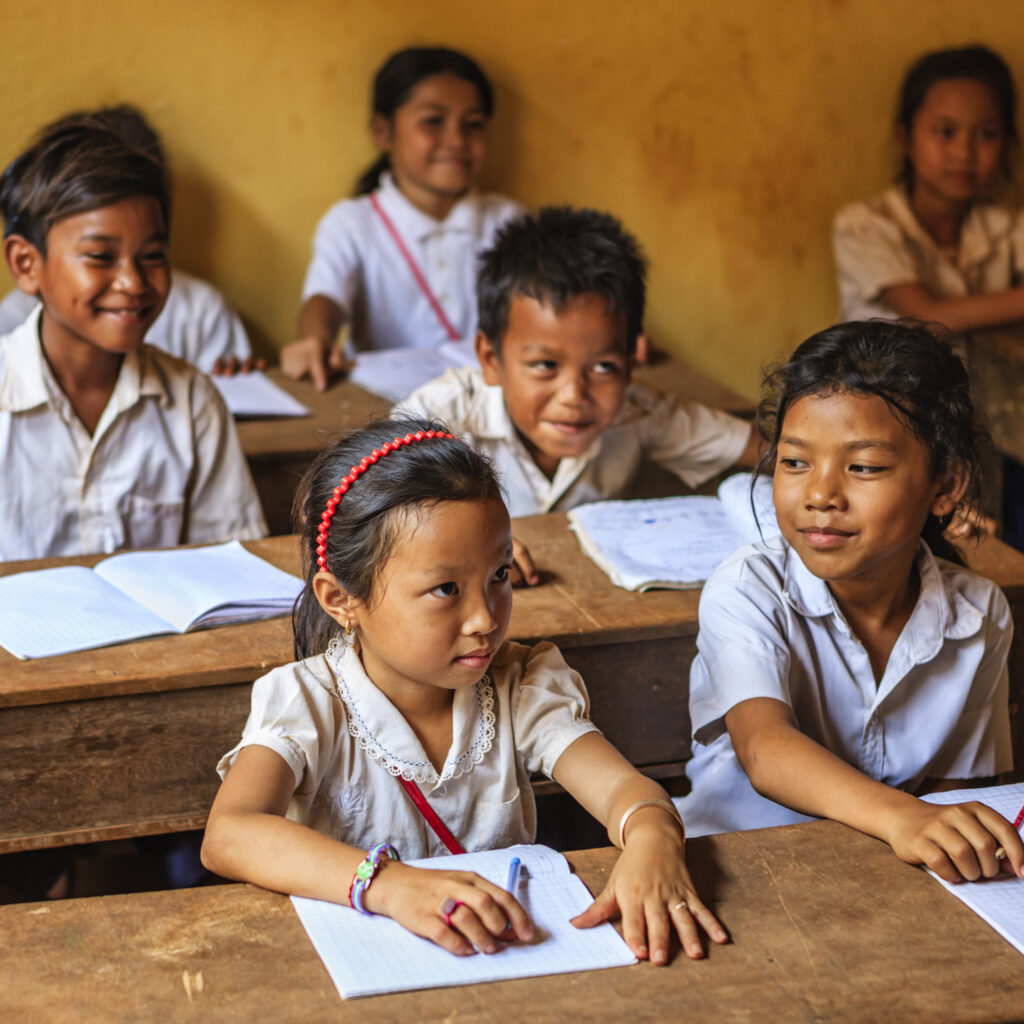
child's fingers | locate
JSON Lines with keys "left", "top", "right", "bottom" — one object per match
{"left": 916, "top": 838, "right": 962, "bottom": 884}
{"left": 643, "top": 900, "right": 673, "bottom": 965}
{"left": 680, "top": 893, "right": 729, "bottom": 947}
{"left": 569, "top": 887, "right": 617, "bottom": 929}
{"left": 667, "top": 899, "right": 706, "bottom": 960}
{"left": 619, "top": 899, "right": 649, "bottom": 960}
{"left": 454, "top": 874, "right": 534, "bottom": 942}
{"left": 511, "top": 538, "right": 539, "bottom": 586}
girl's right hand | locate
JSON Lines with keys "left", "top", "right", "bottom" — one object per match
{"left": 280, "top": 336, "right": 351, "bottom": 390}
{"left": 885, "top": 799, "right": 1024, "bottom": 883}
{"left": 365, "top": 862, "right": 535, "bottom": 955}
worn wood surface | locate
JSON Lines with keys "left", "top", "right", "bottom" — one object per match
{"left": 969, "top": 328, "right": 1024, "bottom": 465}
{"left": 3, "top": 824, "right": 1022, "bottom": 1024}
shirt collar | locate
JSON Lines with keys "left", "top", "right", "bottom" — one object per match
{"left": 882, "top": 186, "right": 1002, "bottom": 271}
{"left": 376, "top": 171, "right": 478, "bottom": 243}
{"left": 780, "top": 537, "right": 983, "bottom": 658}
{"left": 0, "top": 304, "right": 170, "bottom": 417}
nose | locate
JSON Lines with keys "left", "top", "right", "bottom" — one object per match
{"left": 114, "top": 257, "right": 148, "bottom": 294}
{"left": 463, "top": 587, "right": 498, "bottom": 638}
{"left": 804, "top": 465, "right": 847, "bottom": 511}
{"left": 557, "top": 373, "right": 589, "bottom": 406}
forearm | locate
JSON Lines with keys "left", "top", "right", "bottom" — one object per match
{"left": 738, "top": 720, "right": 919, "bottom": 843}
{"left": 881, "top": 283, "right": 1024, "bottom": 333}
{"left": 202, "top": 807, "right": 365, "bottom": 905}
{"left": 296, "top": 294, "right": 345, "bottom": 344}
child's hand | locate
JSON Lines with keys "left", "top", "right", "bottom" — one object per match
{"left": 943, "top": 505, "right": 996, "bottom": 541}
{"left": 885, "top": 799, "right": 1024, "bottom": 882}
{"left": 366, "top": 862, "right": 535, "bottom": 956}
{"left": 280, "top": 336, "right": 351, "bottom": 390}
{"left": 510, "top": 536, "right": 539, "bottom": 586}
{"left": 570, "top": 820, "right": 728, "bottom": 963}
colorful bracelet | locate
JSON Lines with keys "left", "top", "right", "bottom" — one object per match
{"left": 617, "top": 799, "right": 684, "bottom": 849}
{"left": 348, "top": 842, "right": 400, "bottom": 915}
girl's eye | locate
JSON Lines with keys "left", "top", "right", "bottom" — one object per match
{"left": 462, "top": 119, "right": 487, "bottom": 133}
{"left": 494, "top": 564, "right": 510, "bottom": 583}
{"left": 778, "top": 456, "right": 806, "bottom": 470}
{"left": 420, "top": 115, "right": 445, "bottom": 128}
{"left": 140, "top": 250, "right": 168, "bottom": 264}
{"left": 431, "top": 581, "right": 458, "bottom": 597}
{"left": 979, "top": 127, "right": 1003, "bottom": 142}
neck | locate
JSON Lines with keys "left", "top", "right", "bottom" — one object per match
{"left": 391, "top": 175, "right": 464, "bottom": 221}
{"left": 826, "top": 558, "right": 921, "bottom": 645}
{"left": 907, "top": 182, "right": 970, "bottom": 248}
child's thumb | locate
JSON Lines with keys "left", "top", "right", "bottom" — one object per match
{"left": 569, "top": 887, "right": 617, "bottom": 929}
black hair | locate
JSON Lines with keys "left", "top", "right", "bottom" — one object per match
{"left": 0, "top": 113, "right": 170, "bottom": 253}
{"left": 756, "top": 319, "right": 984, "bottom": 566}
{"left": 292, "top": 417, "right": 505, "bottom": 659}
{"left": 895, "top": 44, "right": 1018, "bottom": 185}
{"left": 354, "top": 46, "right": 494, "bottom": 196}
{"left": 476, "top": 206, "right": 647, "bottom": 357}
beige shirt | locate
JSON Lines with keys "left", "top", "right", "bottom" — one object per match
{"left": 217, "top": 640, "right": 600, "bottom": 859}
{"left": 0, "top": 307, "right": 267, "bottom": 560}
{"left": 395, "top": 367, "right": 752, "bottom": 517}
{"left": 833, "top": 186, "right": 1024, "bottom": 321}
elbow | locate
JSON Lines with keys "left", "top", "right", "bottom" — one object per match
{"left": 731, "top": 734, "right": 776, "bottom": 798}
{"left": 200, "top": 814, "right": 237, "bottom": 878}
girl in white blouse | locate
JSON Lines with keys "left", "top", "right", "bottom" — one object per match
{"left": 203, "top": 417, "right": 726, "bottom": 964}
{"left": 677, "top": 321, "right": 1024, "bottom": 884}
{"left": 280, "top": 48, "right": 521, "bottom": 389}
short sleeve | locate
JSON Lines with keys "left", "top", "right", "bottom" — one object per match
{"left": 506, "top": 641, "right": 600, "bottom": 778}
{"left": 925, "top": 584, "right": 1014, "bottom": 779}
{"left": 833, "top": 201, "right": 919, "bottom": 317}
{"left": 635, "top": 385, "right": 752, "bottom": 489}
{"left": 689, "top": 550, "right": 794, "bottom": 743}
{"left": 183, "top": 370, "right": 268, "bottom": 543}
{"left": 216, "top": 659, "right": 340, "bottom": 794}
{"left": 301, "top": 201, "right": 366, "bottom": 314}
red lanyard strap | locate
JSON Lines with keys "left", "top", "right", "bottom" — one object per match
{"left": 370, "top": 192, "right": 462, "bottom": 342}
{"left": 398, "top": 776, "right": 466, "bottom": 855}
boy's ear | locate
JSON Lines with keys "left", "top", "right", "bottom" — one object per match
{"left": 930, "top": 463, "right": 970, "bottom": 519}
{"left": 475, "top": 330, "right": 503, "bottom": 386}
{"left": 3, "top": 235, "right": 43, "bottom": 296}
{"left": 312, "top": 570, "right": 361, "bottom": 630}
{"left": 371, "top": 113, "right": 393, "bottom": 153}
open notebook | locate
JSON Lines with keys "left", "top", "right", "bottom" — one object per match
{"left": 291, "top": 844, "right": 636, "bottom": 999}
{"left": 349, "top": 341, "right": 478, "bottom": 402}
{"left": 568, "top": 472, "right": 779, "bottom": 591}
{"left": 922, "top": 783, "right": 1024, "bottom": 955}
{"left": 212, "top": 371, "right": 310, "bottom": 418}
{"left": 0, "top": 541, "right": 303, "bottom": 659}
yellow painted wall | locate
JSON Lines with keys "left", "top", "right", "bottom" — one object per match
{"left": 3, "top": 0, "right": 1022, "bottom": 399}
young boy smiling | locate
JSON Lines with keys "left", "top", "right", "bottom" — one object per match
{"left": 0, "top": 119, "right": 265, "bottom": 558}
{"left": 396, "top": 206, "right": 759, "bottom": 581}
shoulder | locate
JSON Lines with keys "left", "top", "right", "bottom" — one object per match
{"left": 141, "top": 345, "right": 223, "bottom": 411}
{"left": 933, "top": 554, "right": 1012, "bottom": 630}
{"left": 398, "top": 366, "right": 490, "bottom": 422}
{"left": 833, "top": 189, "right": 904, "bottom": 237}
{"left": 250, "top": 654, "right": 340, "bottom": 710}
{"left": 165, "top": 269, "right": 231, "bottom": 313}
{"left": 312, "top": 195, "right": 375, "bottom": 240}
{"left": 970, "top": 200, "right": 1022, "bottom": 237}
{"left": 472, "top": 192, "right": 524, "bottom": 224}
{"left": 700, "top": 538, "right": 792, "bottom": 620}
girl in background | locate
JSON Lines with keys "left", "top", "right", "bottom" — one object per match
{"left": 281, "top": 48, "right": 522, "bottom": 389}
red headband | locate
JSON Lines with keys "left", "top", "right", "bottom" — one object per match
{"left": 316, "top": 429, "right": 456, "bottom": 571}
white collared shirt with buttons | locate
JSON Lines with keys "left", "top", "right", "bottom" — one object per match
{"left": 674, "top": 536, "right": 1013, "bottom": 837}
{"left": 0, "top": 306, "right": 267, "bottom": 560}
{"left": 0, "top": 269, "right": 252, "bottom": 374}
{"left": 302, "top": 173, "right": 522, "bottom": 350}
{"left": 395, "top": 366, "right": 753, "bottom": 517}
{"left": 833, "top": 185, "right": 1024, "bottom": 321}
{"left": 217, "top": 640, "right": 599, "bottom": 859}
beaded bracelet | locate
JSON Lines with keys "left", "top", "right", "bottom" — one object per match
{"left": 348, "top": 842, "right": 401, "bottom": 915}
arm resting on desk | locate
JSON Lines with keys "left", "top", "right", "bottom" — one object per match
{"left": 280, "top": 295, "right": 351, "bottom": 391}
{"left": 880, "top": 282, "right": 1024, "bottom": 333}
{"left": 725, "top": 697, "right": 1024, "bottom": 883}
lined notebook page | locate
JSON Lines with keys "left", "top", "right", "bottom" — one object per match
{"left": 922, "top": 783, "right": 1024, "bottom": 955}
{"left": 291, "top": 844, "right": 636, "bottom": 999}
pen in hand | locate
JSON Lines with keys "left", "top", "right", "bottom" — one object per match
{"left": 506, "top": 856, "right": 522, "bottom": 894}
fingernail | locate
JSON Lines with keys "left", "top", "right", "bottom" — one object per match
{"left": 653, "top": 949, "right": 667, "bottom": 965}
{"left": 637, "top": 945, "right": 647, "bottom": 958}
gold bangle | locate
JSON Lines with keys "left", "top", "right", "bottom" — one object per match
{"left": 617, "top": 798, "right": 684, "bottom": 849}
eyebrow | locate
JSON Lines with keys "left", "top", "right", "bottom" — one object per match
{"left": 780, "top": 436, "right": 899, "bottom": 454}
{"left": 77, "top": 232, "right": 168, "bottom": 243}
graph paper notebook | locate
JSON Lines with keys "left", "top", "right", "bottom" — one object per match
{"left": 922, "top": 783, "right": 1024, "bottom": 955}
{"left": 291, "top": 844, "right": 636, "bottom": 999}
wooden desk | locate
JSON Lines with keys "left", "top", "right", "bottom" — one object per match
{"left": 968, "top": 327, "right": 1024, "bottom": 465}
{"left": 239, "top": 363, "right": 754, "bottom": 533}
{"left": 2, "top": 521, "right": 1023, "bottom": 854}
{"left": 3, "top": 823, "right": 1022, "bottom": 1023}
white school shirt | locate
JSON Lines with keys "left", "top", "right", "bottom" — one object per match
{"left": 302, "top": 173, "right": 522, "bottom": 351}
{"left": 833, "top": 186, "right": 1024, "bottom": 321}
{"left": 0, "top": 270, "right": 252, "bottom": 373}
{"left": 0, "top": 307, "right": 267, "bottom": 560}
{"left": 217, "top": 640, "right": 599, "bottom": 859}
{"left": 395, "top": 367, "right": 752, "bottom": 517}
{"left": 674, "top": 537, "right": 1013, "bottom": 837}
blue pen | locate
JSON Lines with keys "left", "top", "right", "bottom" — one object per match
{"left": 506, "top": 856, "right": 522, "bottom": 893}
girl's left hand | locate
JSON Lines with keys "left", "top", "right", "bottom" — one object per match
{"left": 569, "top": 823, "right": 728, "bottom": 963}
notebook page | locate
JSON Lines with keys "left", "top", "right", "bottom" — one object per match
{"left": 291, "top": 844, "right": 636, "bottom": 999}
{"left": 95, "top": 541, "right": 303, "bottom": 632}
{"left": 921, "top": 783, "right": 1024, "bottom": 955}
{"left": 568, "top": 496, "right": 752, "bottom": 590}
{"left": 716, "top": 472, "right": 780, "bottom": 541}
{"left": 0, "top": 565, "right": 174, "bottom": 659}
{"left": 349, "top": 342, "right": 475, "bottom": 403}
{"left": 212, "top": 372, "right": 310, "bottom": 418}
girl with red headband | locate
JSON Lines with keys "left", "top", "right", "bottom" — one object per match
{"left": 203, "top": 417, "right": 727, "bottom": 964}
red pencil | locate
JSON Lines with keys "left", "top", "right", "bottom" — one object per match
{"left": 1013, "top": 802, "right": 1024, "bottom": 831}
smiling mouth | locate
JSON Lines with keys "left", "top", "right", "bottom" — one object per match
{"left": 799, "top": 526, "right": 855, "bottom": 549}
{"left": 548, "top": 421, "right": 595, "bottom": 435}
{"left": 454, "top": 647, "right": 493, "bottom": 666}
